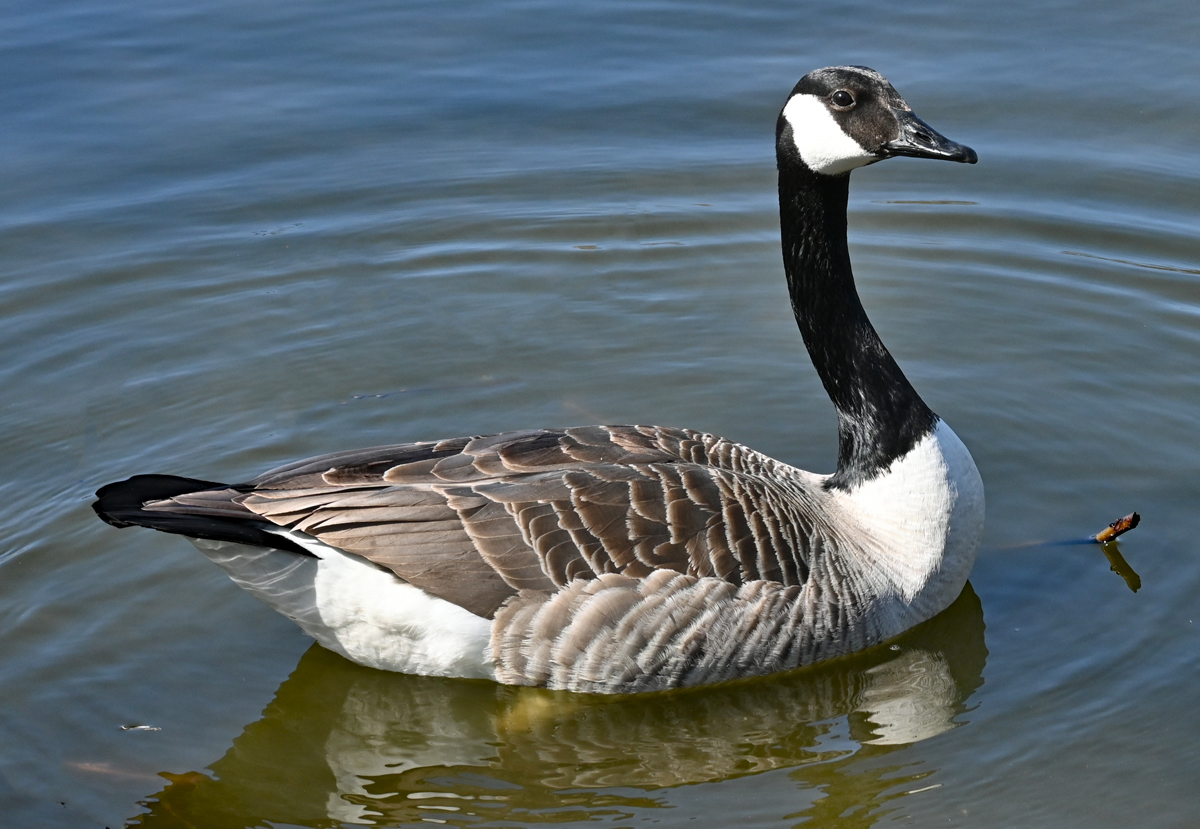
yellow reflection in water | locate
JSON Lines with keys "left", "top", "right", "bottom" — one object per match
{"left": 1099, "top": 541, "right": 1141, "bottom": 593}
{"left": 130, "top": 584, "right": 986, "bottom": 828}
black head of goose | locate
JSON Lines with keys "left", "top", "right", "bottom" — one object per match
{"left": 94, "top": 66, "right": 983, "bottom": 693}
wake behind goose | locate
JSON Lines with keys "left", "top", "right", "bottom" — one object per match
{"left": 94, "top": 66, "right": 983, "bottom": 693}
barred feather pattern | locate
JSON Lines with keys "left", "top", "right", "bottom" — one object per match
{"left": 143, "top": 424, "right": 918, "bottom": 691}
{"left": 491, "top": 563, "right": 891, "bottom": 693}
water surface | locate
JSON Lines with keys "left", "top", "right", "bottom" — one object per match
{"left": 2, "top": 1, "right": 1198, "bottom": 826}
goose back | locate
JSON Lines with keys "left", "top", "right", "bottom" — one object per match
{"left": 136, "top": 425, "right": 831, "bottom": 618}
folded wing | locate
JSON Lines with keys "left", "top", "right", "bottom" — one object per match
{"left": 142, "top": 425, "right": 825, "bottom": 619}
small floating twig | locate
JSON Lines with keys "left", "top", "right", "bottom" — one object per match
{"left": 1091, "top": 512, "right": 1140, "bottom": 543}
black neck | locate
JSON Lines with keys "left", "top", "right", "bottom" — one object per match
{"left": 777, "top": 165, "right": 937, "bottom": 489}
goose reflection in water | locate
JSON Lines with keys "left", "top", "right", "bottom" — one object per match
{"left": 130, "top": 584, "right": 986, "bottom": 828}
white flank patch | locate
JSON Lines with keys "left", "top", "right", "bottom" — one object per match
{"left": 782, "top": 94, "right": 877, "bottom": 176}
{"left": 190, "top": 533, "right": 495, "bottom": 680}
{"left": 832, "top": 420, "right": 985, "bottom": 617}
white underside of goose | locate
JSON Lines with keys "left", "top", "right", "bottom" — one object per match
{"left": 191, "top": 534, "right": 496, "bottom": 679}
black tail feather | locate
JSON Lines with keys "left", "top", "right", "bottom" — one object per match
{"left": 93, "top": 474, "right": 312, "bottom": 556}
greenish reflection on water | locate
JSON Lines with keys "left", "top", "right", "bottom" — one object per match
{"left": 129, "top": 586, "right": 985, "bottom": 828}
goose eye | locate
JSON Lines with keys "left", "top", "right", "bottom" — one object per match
{"left": 831, "top": 90, "right": 855, "bottom": 109}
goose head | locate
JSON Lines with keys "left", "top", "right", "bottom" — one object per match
{"left": 777, "top": 66, "right": 977, "bottom": 176}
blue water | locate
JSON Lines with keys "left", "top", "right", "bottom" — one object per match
{"left": 2, "top": 1, "right": 1199, "bottom": 826}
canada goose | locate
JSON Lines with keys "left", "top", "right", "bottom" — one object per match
{"left": 94, "top": 66, "right": 983, "bottom": 693}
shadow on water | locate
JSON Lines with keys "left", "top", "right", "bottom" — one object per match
{"left": 1018, "top": 536, "right": 1143, "bottom": 594}
{"left": 129, "top": 584, "right": 987, "bottom": 828}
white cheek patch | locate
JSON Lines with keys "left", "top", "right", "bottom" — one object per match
{"left": 783, "top": 94, "right": 877, "bottom": 176}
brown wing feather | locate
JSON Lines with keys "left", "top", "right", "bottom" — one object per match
{"left": 152, "top": 425, "right": 819, "bottom": 620}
